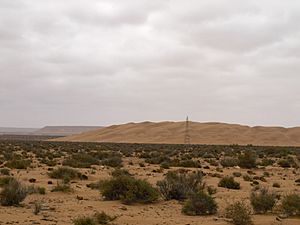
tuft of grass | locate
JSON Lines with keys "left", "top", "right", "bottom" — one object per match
{"left": 225, "top": 201, "right": 253, "bottom": 225}
{"left": 281, "top": 193, "right": 300, "bottom": 216}
{"left": 250, "top": 187, "right": 276, "bottom": 214}
{"left": 157, "top": 171, "right": 204, "bottom": 200}
{"left": 0, "top": 178, "right": 28, "bottom": 206}
{"left": 51, "top": 182, "right": 73, "bottom": 193}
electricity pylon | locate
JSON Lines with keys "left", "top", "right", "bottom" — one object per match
{"left": 184, "top": 116, "right": 191, "bottom": 145}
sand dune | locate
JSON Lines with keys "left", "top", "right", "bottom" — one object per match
{"left": 34, "top": 126, "right": 103, "bottom": 136}
{"left": 54, "top": 121, "right": 300, "bottom": 146}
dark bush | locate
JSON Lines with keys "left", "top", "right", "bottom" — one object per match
{"left": 101, "top": 156, "right": 123, "bottom": 168}
{"left": 220, "top": 157, "right": 238, "bottom": 167}
{"left": 94, "top": 211, "right": 116, "bottom": 224}
{"left": 182, "top": 191, "right": 217, "bottom": 216}
{"left": 48, "top": 167, "right": 86, "bottom": 182}
{"left": 63, "top": 153, "right": 99, "bottom": 168}
{"left": 238, "top": 151, "right": 256, "bottom": 169}
{"left": 111, "top": 168, "right": 131, "bottom": 177}
{"left": 0, "top": 168, "right": 10, "bottom": 176}
{"left": 157, "top": 171, "right": 204, "bottom": 200}
{"left": 218, "top": 176, "right": 240, "bottom": 190}
{"left": 250, "top": 187, "right": 276, "bottom": 214}
{"left": 0, "top": 178, "right": 27, "bottom": 206}
{"left": 0, "top": 176, "right": 14, "bottom": 187}
{"left": 278, "top": 159, "right": 291, "bottom": 168}
{"left": 101, "top": 175, "right": 159, "bottom": 204}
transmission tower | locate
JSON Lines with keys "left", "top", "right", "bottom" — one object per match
{"left": 184, "top": 116, "right": 191, "bottom": 145}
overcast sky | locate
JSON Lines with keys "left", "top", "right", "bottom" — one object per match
{"left": 0, "top": 0, "right": 300, "bottom": 128}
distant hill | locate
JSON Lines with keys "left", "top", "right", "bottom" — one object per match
{"left": 33, "top": 126, "right": 103, "bottom": 136}
{"left": 0, "top": 127, "right": 38, "bottom": 135}
{"left": 54, "top": 121, "right": 300, "bottom": 146}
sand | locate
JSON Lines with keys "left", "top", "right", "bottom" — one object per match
{"left": 55, "top": 121, "right": 300, "bottom": 146}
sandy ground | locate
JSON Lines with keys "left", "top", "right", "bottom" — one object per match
{"left": 0, "top": 156, "right": 299, "bottom": 225}
{"left": 55, "top": 121, "right": 300, "bottom": 146}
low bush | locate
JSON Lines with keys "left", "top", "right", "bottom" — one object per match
{"left": 94, "top": 211, "right": 116, "bottom": 224}
{"left": 238, "top": 151, "right": 256, "bottom": 169}
{"left": 182, "top": 191, "right": 217, "bottom": 216}
{"left": 101, "top": 156, "right": 123, "bottom": 168}
{"left": 63, "top": 153, "right": 99, "bottom": 168}
{"left": 111, "top": 168, "right": 131, "bottom": 177}
{"left": 0, "top": 168, "right": 10, "bottom": 176}
{"left": 0, "top": 176, "right": 14, "bottom": 187}
{"left": 243, "top": 175, "right": 253, "bottom": 182}
{"left": 101, "top": 175, "right": 159, "bottom": 204}
{"left": 157, "top": 171, "right": 204, "bottom": 200}
{"left": 48, "top": 167, "right": 86, "bottom": 182}
{"left": 220, "top": 157, "right": 238, "bottom": 167}
{"left": 73, "top": 211, "right": 115, "bottom": 225}
{"left": 218, "top": 177, "right": 240, "bottom": 190}
{"left": 225, "top": 201, "right": 253, "bottom": 225}
{"left": 5, "top": 159, "right": 31, "bottom": 169}
{"left": 73, "top": 216, "right": 96, "bottom": 225}
{"left": 51, "top": 182, "right": 73, "bottom": 193}
{"left": 0, "top": 178, "right": 27, "bottom": 206}
{"left": 281, "top": 193, "right": 300, "bottom": 216}
{"left": 272, "top": 182, "right": 280, "bottom": 188}
{"left": 250, "top": 187, "right": 276, "bottom": 214}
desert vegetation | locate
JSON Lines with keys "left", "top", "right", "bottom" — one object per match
{"left": 0, "top": 140, "right": 299, "bottom": 224}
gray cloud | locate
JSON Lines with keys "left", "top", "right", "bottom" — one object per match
{"left": 0, "top": 0, "right": 300, "bottom": 127}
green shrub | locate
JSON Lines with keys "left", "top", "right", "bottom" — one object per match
{"left": 218, "top": 177, "right": 240, "bottom": 190}
{"left": 250, "top": 187, "right": 276, "bottom": 214}
{"left": 101, "top": 175, "right": 159, "bottom": 204}
{"left": 157, "top": 171, "right": 204, "bottom": 200}
{"left": 94, "top": 211, "right": 116, "bottom": 224}
{"left": 182, "top": 191, "right": 217, "bottom": 216}
{"left": 111, "top": 168, "right": 131, "bottom": 177}
{"left": 238, "top": 151, "right": 256, "bottom": 169}
{"left": 160, "top": 161, "right": 170, "bottom": 169}
{"left": 73, "top": 211, "right": 115, "bottom": 225}
{"left": 225, "top": 201, "right": 253, "bottom": 225}
{"left": 73, "top": 216, "right": 96, "bottom": 225}
{"left": 27, "top": 185, "right": 46, "bottom": 195}
{"left": 278, "top": 159, "right": 291, "bottom": 168}
{"left": 0, "top": 176, "right": 14, "bottom": 187}
{"left": 0, "top": 168, "right": 10, "bottom": 176}
{"left": 5, "top": 159, "right": 31, "bottom": 169}
{"left": 243, "top": 175, "right": 253, "bottom": 182}
{"left": 101, "top": 156, "right": 123, "bottom": 168}
{"left": 233, "top": 172, "right": 242, "bottom": 177}
{"left": 63, "top": 153, "right": 99, "bottom": 168}
{"left": 220, "top": 157, "right": 238, "bottom": 167}
{"left": 260, "top": 158, "right": 275, "bottom": 167}
{"left": 0, "top": 178, "right": 27, "bottom": 206}
{"left": 51, "top": 182, "right": 73, "bottom": 193}
{"left": 281, "top": 193, "right": 300, "bottom": 216}
{"left": 49, "top": 167, "right": 86, "bottom": 182}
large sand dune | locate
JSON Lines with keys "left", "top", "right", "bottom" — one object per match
{"left": 54, "top": 121, "right": 300, "bottom": 146}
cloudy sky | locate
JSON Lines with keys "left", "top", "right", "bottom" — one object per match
{"left": 0, "top": 0, "right": 300, "bottom": 128}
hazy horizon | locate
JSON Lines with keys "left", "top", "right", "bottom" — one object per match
{"left": 1, "top": 0, "right": 300, "bottom": 128}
